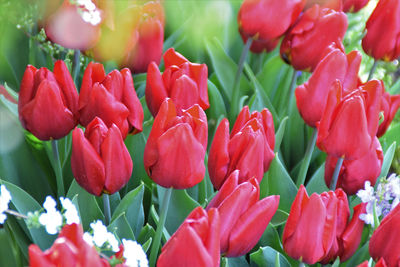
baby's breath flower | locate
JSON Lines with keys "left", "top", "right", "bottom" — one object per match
{"left": 0, "top": 185, "right": 12, "bottom": 224}
{"left": 60, "top": 197, "right": 80, "bottom": 225}
{"left": 39, "top": 196, "right": 62, "bottom": 235}
{"left": 122, "top": 239, "right": 149, "bottom": 267}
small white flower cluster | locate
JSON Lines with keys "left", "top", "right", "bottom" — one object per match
{"left": 122, "top": 239, "right": 149, "bottom": 267}
{"left": 70, "top": 0, "right": 102, "bottom": 26}
{"left": 39, "top": 196, "right": 80, "bottom": 235}
{"left": 357, "top": 174, "right": 400, "bottom": 227}
{"left": 0, "top": 185, "right": 12, "bottom": 224}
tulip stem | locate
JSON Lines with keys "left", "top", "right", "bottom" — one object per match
{"left": 72, "top": 49, "right": 81, "bottom": 86}
{"left": 51, "top": 140, "right": 64, "bottom": 197}
{"left": 299, "top": 262, "right": 306, "bottom": 267}
{"left": 230, "top": 37, "right": 253, "bottom": 123}
{"left": 296, "top": 128, "right": 318, "bottom": 187}
{"left": 5, "top": 209, "right": 28, "bottom": 220}
{"left": 103, "top": 194, "right": 111, "bottom": 225}
{"left": 368, "top": 60, "right": 378, "bottom": 81}
{"left": 329, "top": 157, "right": 344, "bottom": 191}
{"left": 284, "top": 70, "right": 300, "bottom": 117}
{"left": 149, "top": 187, "right": 173, "bottom": 267}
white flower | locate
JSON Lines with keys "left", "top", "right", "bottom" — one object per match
{"left": 90, "top": 220, "right": 109, "bottom": 247}
{"left": 83, "top": 232, "right": 94, "bottom": 246}
{"left": 0, "top": 185, "right": 12, "bottom": 224}
{"left": 359, "top": 212, "right": 375, "bottom": 227}
{"left": 107, "top": 232, "right": 119, "bottom": 252}
{"left": 39, "top": 196, "right": 62, "bottom": 235}
{"left": 357, "top": 181, "right": 375, "bottom": 203}
{"left": 122, "top": 239, "right": 148, "bottom": 267}
{"left": 60, "top": 197, "right": 80, "bottom": 225}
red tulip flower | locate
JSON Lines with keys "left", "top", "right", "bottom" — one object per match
{"left": 143, "top": 99, "right": 208, "bottom": 189}
{"left": 208, "top": 106, "right": 275, "bottom": 189}
{"left": 304, "top": 0, "right": 342, "bottom": 11}
{"left": 317, "top": 80, "right": 382, "bottom": 160}
{"left": 343, "top": 0, "right": 370, "bottom": 12}
{"left": 146, "top": 48, "right": 209, "bottom": 117}
{"left": 369, "top": 203, "right": 400, "bottom": 266}
{"left": 157, "top": 207, "right": 220, "bottom": 267}
{"left": 71, "top": 117, "right": 133, "bottom": 196}
{"left": 29, "top": 223, "right": 108, "bottom": 267}
{"left": 18, "top": 60, "right": 79, "bottom": 141}
{"left": 325, "top": 137, "right": 383, "bottom": 195}
{"left": 377, "top": 91, "right": 400, "bottom": 137}
{"left": 362, "top": 0, "right": 400, "bottom": 62}
{"left": 237, "top": 0, "right": 306, "bottom": 53}
{"left": 79, "top": 62, "right": 143, "bottom": 138}
{"left": 296, "top": 48, "right": 361, "bottom": 127}
{"left": 280, "top": 5, "right": 348, "bottom": 71}
{"left": 206, "top": 171, "right": 279, "bottom": 257}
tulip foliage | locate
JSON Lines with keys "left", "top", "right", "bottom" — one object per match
{"left": 1, "top": 0, "right": 400, "bottom": 267}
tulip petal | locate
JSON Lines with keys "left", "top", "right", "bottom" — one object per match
{"left": 145, "top": 62, "right": 168, "bottom": 117}
{"left": 53, "top": 60, "right": 79, "bottom": 115}
{"left": 79, "top": 62, "right": 106, "bottom": 110}
{"left": 163, "top": 48, "right": 188, "bottom": 68}
{"left": 206, "top": 170, "right": 239, "bottom": 210}
{"left": 170, "top": 74, "right": 200, "bottom": 111}
{"left": 121, "top": 68, "right": 143, "bottom": 134}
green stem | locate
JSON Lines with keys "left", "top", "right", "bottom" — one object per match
{"left": 72, "top": 49, "right": 81, "bottom": 87}
{"left": 372, "top": 200, "right": 380, "bottom": 230}
{"left": 51, "top": 140, "right": 64, "bottom": 197}
{"left": 230, "top": 38, "right": 253, "bottom": 123}
{"left": 329, "top": 157, "right": 344, "bottom": 191}
{"left": 299, "top": 262, "right": 306, "bottom": 267}
{"left": 284, "top": 70, "right": 300, "bottom": 117}
{"left": 368, "top": 60, "right": 378, "bottom": 81}
{"left": 103, "top": 194, "right": 111, "bottom": 225}
{"left": 5, "top": 209, "right": 28, "bottom": 220}
{"left": 149, "top": 187, "right": 173, "bottom": 267}
{"left": 296, "top": 128, "right": 318, "bottom": 187}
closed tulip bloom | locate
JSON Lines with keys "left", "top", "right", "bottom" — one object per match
{"left": 369, "top": 203, "right": 400, "bottom": 266}
{"left": 157, "top": 207, "right": 220, "bottom": 267}
{"left": 146, "top": 48, "right": 208, "bottom": 117}
{"left": 18, "top": 60, "right": 79, "bottom": 140}
{"left": 143, "top": 99, "right": 207, "bottom": 189}
{"left": 296, "top": 48, "right": 361, "bottom": 127}
{"left": 325, "top": 137, "right": 383, "bottom": 195}
{"left": 71, "top": 117, "right": 133, "bottom": 196}
{"left": 343, "top": 0, "right": 370, "bottom": 12}
{"left": 29, "top": 223, "right": 108, "bottom": 267}
{"left": 304, "top": 0, "right": 342, "bottom": 10}
{"left": 280, "top": 5, "right": 348, "bottom": 71}
{"left": 237, "top": 0, "right": 306, "bottom": 53}
{"left": 79, "top": 62, "right": 143, "bottom": 138}
{"left": 317, "top": 80, "right": 382, "bottom": 160}
{"left": 207, "top": 171, "right": 279, "bottom": 257}
{"left": 377, "top": 91, "right": 400, "bottom": 137}
{"left": 208, "top": 106, "right": 275, "bottom": 189}
{"left": 362, "top": 0, "right": 400, "bottom": 61}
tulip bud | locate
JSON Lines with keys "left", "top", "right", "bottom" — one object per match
{"left": 18, "top": 60, "right": 78, "bottom": 141}
{"left": 146, "top": 48, "right": 209, "bottom": 117}
{"left": 71, "top": 117, "right": 133, "bottom": 196}
{"left": 237, "top": 0, "right": 305, "bottom": 53}
{"left": 362, "top": 0, "right": 400, "bottom": 62}
{"left": 280, "top": 5, "right": 348, "bottom": 71}
{"left": 143, "top": 99, "right": 208, "bottom": 189}
{"left": 343, "top": 0, "right": 370, "bottom": 12}
{"left": 157, "top": 207, "right": 220, "bottom": 267}
{"left": 208, "top": 106, "right": 275, "bottom": 189}
{"left": 79, "top": 62, "right": 143, "bottom": 138}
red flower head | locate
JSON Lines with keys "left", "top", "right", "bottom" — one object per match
{"left": 237, "top": 0, "right": 306, "bottom": 53}
{"left": 377, "top": 90, "right": 400, "bottom": 137}
{"left": 79, "top": 62, "right": 143, "bottom": 138}
{"left": 206, "top": 171, "right": 279, "bottom": 257}
{"left": 362, "top": 0, "right": 400, "bottom": 61}
{"left": 146, "top": 48, "right": 209, "bottom": 117}
{"left": 208, "top": 106, "right": 275, "bottom": 190}
{"left": 343, "top": 0, "right": 370, "bottom": 12}
{"left": 71, "top": 117, "right": 133, "bottom": 196}
{"left": 304, "top": 0, "right": 342, "bottom": 10}
{"left": 280, "top": 5, "right": 348, "bottom": 71}
{"left": 18, "top": 60, "right": 79, "bottom": 140}
{"left": 143, "top": 99, "right": 208, "bottom": 189}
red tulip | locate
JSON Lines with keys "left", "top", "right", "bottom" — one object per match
{"left": 143, "top": 99, "right": 207, "bottom": 189}
{"left": 237, "top": 0, "right": 305, "bottom": 53}
{"left": 325, "top": 137, "right": 383, "bottom": 195}
{"left": 71, "top": 117, "right": 133, "bottom": 196}
{"left": 146, "top": 48, "right": 208, "bottom": 117}
{"left": 376, "top": 258, "right": 389, "bottom": 267}
{"left": 280, "top": 5, "right": 348, "bottom": 71}
{"left": 18, "top": 60, "right": 78, "bottom": 140}
{"left": 157, "top": 207, "right": 220, "bottom": 267}
{"left": 208, "top": 106, "right": 275, "bottom": 190}
{"left": 377, "top": 91, "right": 400, "bottom": 137}
{"left": 357, "top": 261, "right": 369, "bottom": 267}
{"left": 79, "top": 62, "right": 143, "bottom": 138}
{"left": 29, "top": 223, "right": 109, "bottom": 267}
{"left": 317, "top": 80, "right": 382, "bottom": 160}
{"left": 296, "top": 48, "right": 361, "bottom": 127}
{"left": 343, "top": 0, "right": 369, "bottom": 12}
{"left": 362, "top": 0, "right": 400, "bottom": 61}
{"left": 304, "top": 0, "right": 342, "bottom": 10}
{"left": 206, "top": 171, "right": 279, "bottom": 257}
{"left": 369, "top": 203, "right": 400, "bottom": 266}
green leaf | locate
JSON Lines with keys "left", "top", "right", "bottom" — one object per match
{"left": 206, "top": 80, "right": 227, "bottom": 122}
{"left": 270, "top": 209, "right": 288, "bottom": 227}
{"left": 0, "top": 228, "right": 17, "bottom": 267}
{"left": 111, "top": 184, "right": 144, "bottom": 238}
{"left": 227, "top": 257, "right": 249, "bottom": 267}
{"left": 108, "top": 213, "right": 135, "bottom": 241}
{"left": 66, "top": 180, "right": 104, "bottom": 230}
{"left": 4, "top": 216, "right": 31, "bottom": 261}
{"left": 274, "top": 117, "right": 288, "bottom": 153}
{"left": 250, "top": 246, "right": 291, "bottom": 267}
{"left": 306, "top": 163, "right": 329, "bottom": 194}
{"left": 257, "top": 224, "right": 283, "bottom": 254}
{"left": 142, "top": 238, "right": 152, "bottom": 253}
{"left": 138, "top": 223, "right": 156, "bottom": 253}
{"left": 380, "top": 141, "right": 396, "bottom": 178}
